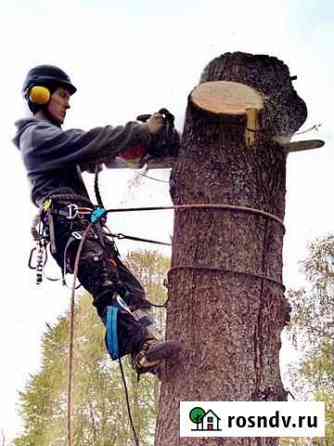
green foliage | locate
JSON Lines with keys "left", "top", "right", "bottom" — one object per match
{"left": 287, "top": 235, "right": 334, "bottom": 347}
{"left": 315, "top": 391, "right": 334, "bottom": 444}
{"left": 287, "top": 235, "right": 334, "bottom": 445}
{"left": 14, "top": 250, "right": 169, "bottom": 446}
{"left": 302, "top": 341, "right": 334, "bottom": 391}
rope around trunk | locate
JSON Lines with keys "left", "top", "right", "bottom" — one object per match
{"left": 168, "top": 265, "right": 285, "bottom": 290}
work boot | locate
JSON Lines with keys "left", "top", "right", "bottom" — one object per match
{"left": 131, "top": 338, "right": 181, "bottom": 377}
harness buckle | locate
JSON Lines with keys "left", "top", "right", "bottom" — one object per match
{"left": 66, "top": 204, "right": 79, "bottom": 220}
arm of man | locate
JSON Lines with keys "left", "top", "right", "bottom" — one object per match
{"left": 102, "top": 112, "right": 165, "bottom": 169}
{"left": 20, "top": 119, "right": 152, "bottom": 175}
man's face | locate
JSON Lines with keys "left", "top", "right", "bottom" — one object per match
{"left": 47, "top": 87, "right": 71, "bottom": 125}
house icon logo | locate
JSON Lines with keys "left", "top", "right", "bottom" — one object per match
{"left": 189, "top": 407, "right": 222, "bottom": 432}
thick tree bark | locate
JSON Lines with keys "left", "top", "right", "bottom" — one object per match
{"left": 155, "top": 52, "right": 307, "bottom": 446}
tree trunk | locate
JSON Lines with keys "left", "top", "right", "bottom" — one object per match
{"left": 155, "top": 52, "right": 307, "bottom": 446}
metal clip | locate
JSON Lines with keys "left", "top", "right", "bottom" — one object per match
{"left": 116, "top": 295, "right": 134, "bottom": 317}
{"left": 28, "top": 247, "right": 37, "bottom": 270}
{"left": 47, "top": 208, "right": 57, "bottom": 254}
{"left": 66, "top": 204, "right": 79, "bottom": 220}
{"left": 72, "top": 231, "right": 82, "bottom": 240}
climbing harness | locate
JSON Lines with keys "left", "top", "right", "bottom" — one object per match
{"left": 49, "top": 203, "right": 93, "bottom": 220}
{"left": 29, "top": 200, "right": 172, "bottom": 286}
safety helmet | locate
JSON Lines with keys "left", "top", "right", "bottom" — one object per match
{"left": 22, "top": 64, "right": 76, "bottom": 117}
{"left": 23, "top": 64, "right": 77, "bottom": 96}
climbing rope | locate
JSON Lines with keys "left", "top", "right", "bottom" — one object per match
{"left": 94, "top": 165, "right": 105, "bottom": 208}
{"left": 47, "top": 196, "right": 285, "bottom": 230}
{"left": 66, "top": 220, "right": 142, "bottom": 446}
{"left": 67, "top": 223, "right": 92, "bottom": 446}
{"left": 118, "top": 357, "right": 140, "bottom": 446}
{"left": 138, "top": 172, "right": 169, "bottom": 183}
{"left": 108, "top": 232, "right": 171, "bottom": 247}
{"left": 104, "top": 203, "right": 285, "bottom": 230}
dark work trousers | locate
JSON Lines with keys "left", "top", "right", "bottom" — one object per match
{"left": 50, "top": 202, "right": 152, "bottom": 358}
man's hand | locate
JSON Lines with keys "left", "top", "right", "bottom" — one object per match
{"left": 144, "top": 112, "right": 164, "bottom": 135}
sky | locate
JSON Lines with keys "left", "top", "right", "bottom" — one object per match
{"left": 0, "top": 0, "right": 333, "bottom": 442}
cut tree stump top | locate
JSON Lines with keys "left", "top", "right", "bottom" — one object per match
{"left": 191, "top": 80, "right": 264, "bottom": 116}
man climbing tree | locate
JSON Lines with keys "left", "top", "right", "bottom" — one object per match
{"left": 13, "top": 64, "right": 180, "bottom": 377}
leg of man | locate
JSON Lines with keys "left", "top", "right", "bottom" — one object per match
{"left": 51, "top": 206, "right": 180, "bottom": 374}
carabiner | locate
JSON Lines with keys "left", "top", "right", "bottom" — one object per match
{"left": 66, "top": 203, "right": 79, "bottom": 220}
{"left": 28, "top": 247, "right": 37, "bottom": 270}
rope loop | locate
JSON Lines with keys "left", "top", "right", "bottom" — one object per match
{"left": 168, "top": 265, "right": 285, "bottom": 291}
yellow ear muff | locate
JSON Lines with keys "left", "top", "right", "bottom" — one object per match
{"left": 29, "top": 86, "right": 51, "bottom": 105}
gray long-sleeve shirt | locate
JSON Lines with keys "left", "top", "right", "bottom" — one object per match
{"left": 13, "top": 118, "right": 151, "bottom": 206}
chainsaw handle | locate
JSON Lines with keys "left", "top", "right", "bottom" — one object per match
{"left": 136, "top": 108, "right": 175, "bottom": 125}
{"left": 136, "top": 113, "right": 151, "bottom": 123}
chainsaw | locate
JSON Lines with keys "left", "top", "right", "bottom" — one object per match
{"left": 137, "top": 108, "right": 180, "bottom": 158}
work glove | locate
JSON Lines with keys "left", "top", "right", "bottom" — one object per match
{"left": 137, "top": 108, "right": 180, "bottom": 158}
{"left": 143, "top": 112, "right": 165, "bottom": 135}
